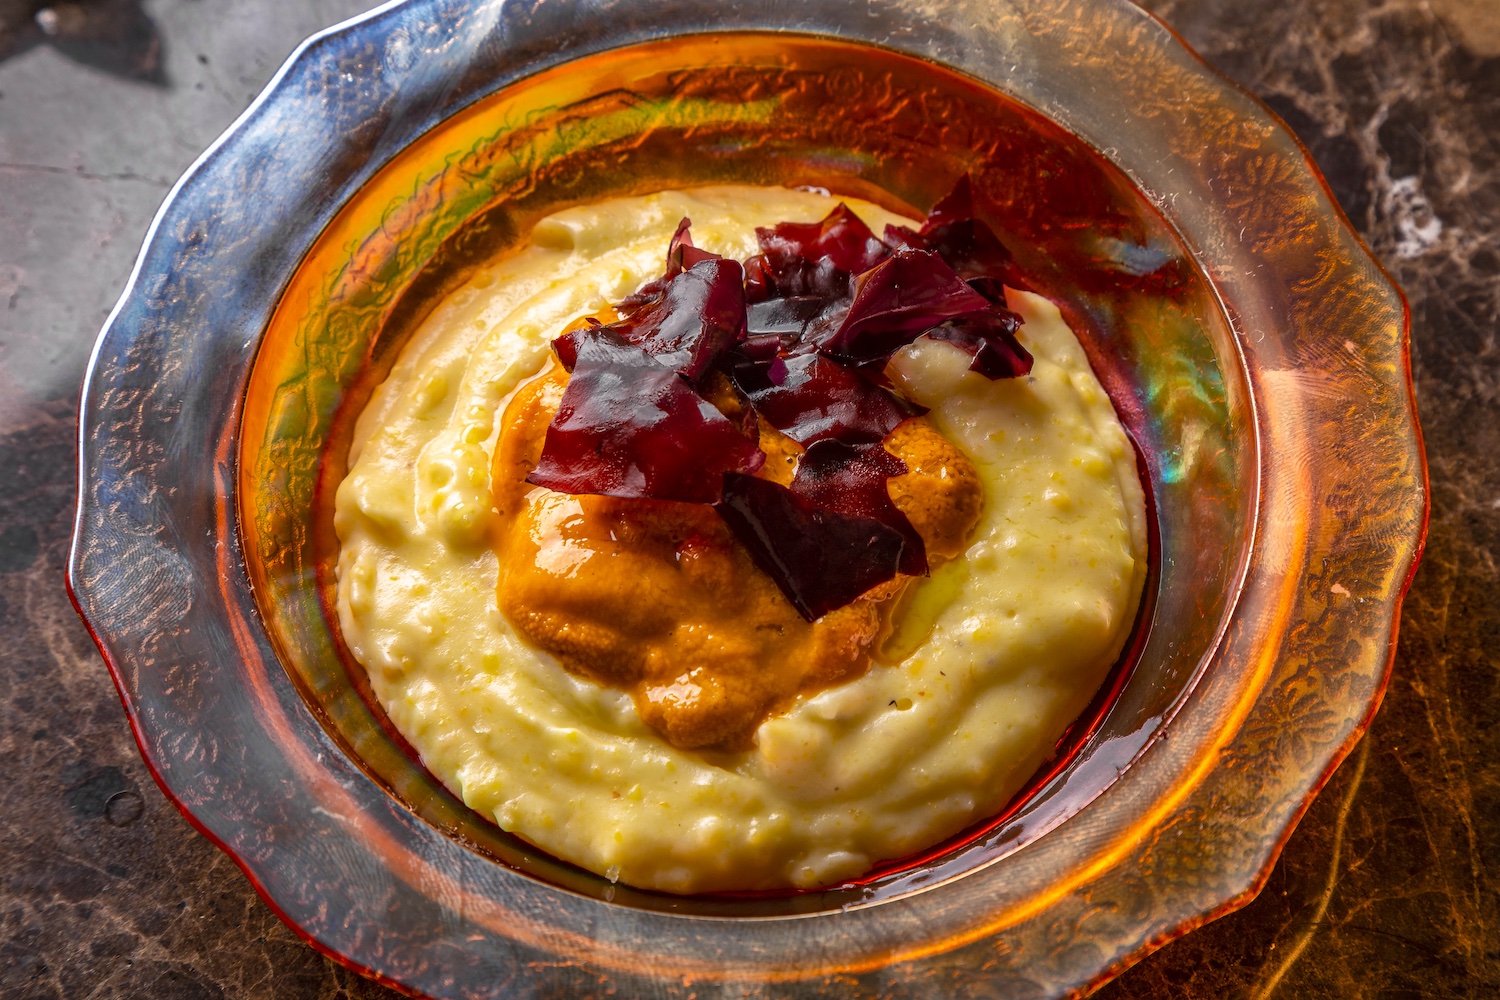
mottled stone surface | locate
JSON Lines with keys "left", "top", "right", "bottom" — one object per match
{"left": 0, "top": 0, "right": 1494, "bottom": 997}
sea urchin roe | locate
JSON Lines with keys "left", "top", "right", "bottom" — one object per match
{"left": 490, "top": 362, "right": 982, "bottom": 750}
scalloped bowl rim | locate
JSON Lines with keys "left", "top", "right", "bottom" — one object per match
{"left": 67, "top": 1, "right": 1426, "bottom": 997}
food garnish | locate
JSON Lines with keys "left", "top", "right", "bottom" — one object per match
{"left": 528, "top": 178, "right": 1034, "bottom": 620}
{"left": 526, "top": 330, "right": 765, "bottom": 504}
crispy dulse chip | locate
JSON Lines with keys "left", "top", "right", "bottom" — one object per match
{"left": 614, "top": 217, "right": 716, "bottom": 312}
{"left": 731, "top": 352, "right": 923, "bottom": 446}
{"left": 527, "top": 331, "right": 764, "bottom": 504}
{"left": 814, "top": 248, "right": 997, "bottom": 367}
{"left": 745, "top": 295, "right": 826, "bottom": 339}
{"left": 790, "top": 440, "right": 926, "bottom": 576}
{"left": 883, "top": 174, "right": 1028, "bottom": 290}
{"left": 761, "top": 203, "right": 891, "bottom": 277}
{"left": 550, "top": 323, "right": 592, "bottom": 372}
{"left": 717, "top": 474, "right": 910, "bottom": 621}
{"left": 601, "top": 256, "right": 747, "bottom": 382}
{"left": 531, "top": 178, "right": 1035, "bottom": 619}
{"left": 744, "top": 203, "right": 890, "bottom": 302}
{"left": 927, "top": 312, "right": 1034, "bottom": 379}
{"left": 964, "top": 275, "right": 1010, "bottom": 305}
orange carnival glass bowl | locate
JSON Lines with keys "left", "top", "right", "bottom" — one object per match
{"left": 69, "top": 1, "right": 1426, "bottom": 997}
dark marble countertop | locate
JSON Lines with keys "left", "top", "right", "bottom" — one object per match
{"left": 1, "top": 1, "right": 1495, "bottom": 996}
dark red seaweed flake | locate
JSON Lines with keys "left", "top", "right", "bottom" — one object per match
{"left": 742, "top": 253, "right": 776, "bottom": 303}
{"left": 616, "top": 217, "right": 718, "bottom": 311}
{"left": 731, "top": 352, "right": 923, "bottom": 446}
{"left": 717, "top": 474, "right": 910, "bottom": 621}
{"left": 600, "top": 256, "right": 746, "bottom": 383}
{"left": 815, "top": 248, "right": 994, "bottom": 367}
{"left": 926, "top": 312, "right": 1034, "bottom": 380}
{"left": 551, "top": 326, "right": 587, "bottom": 372}
{"left": 791, "top": 439, "right": 926, "bottom": 576}
{"left": 528, "top": 331, "right": 764, "bottom": 504}
{"left": 664, "top": 216, "right": 711, "bottom": 276}
{"left": 744, "top": 295, "right": 827, "bottom": 340}
{"left": 736, "top": 331, "right": 784, "bottom": 364}
{"left": 759, "top": 203, "right": 890, "bottom": 275}
{"left": 884, "top": 175, "right": 1024, "bottom": 289}
{"left": 963, "top": 275, "right": 1010, "bottom": 306}
{"left": 743, "top": 251, "right": 850, "bottom": 302}
{"left": 746, "top": 203, "right": 890, "bottom": 302}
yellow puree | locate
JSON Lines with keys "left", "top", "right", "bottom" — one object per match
{"left": 334, "top": 187, "right": 1148, "bottom": 892}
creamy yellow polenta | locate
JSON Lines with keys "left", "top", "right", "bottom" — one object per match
{"left": 333, "top": 187, "right": 1148, "bottom": 893}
